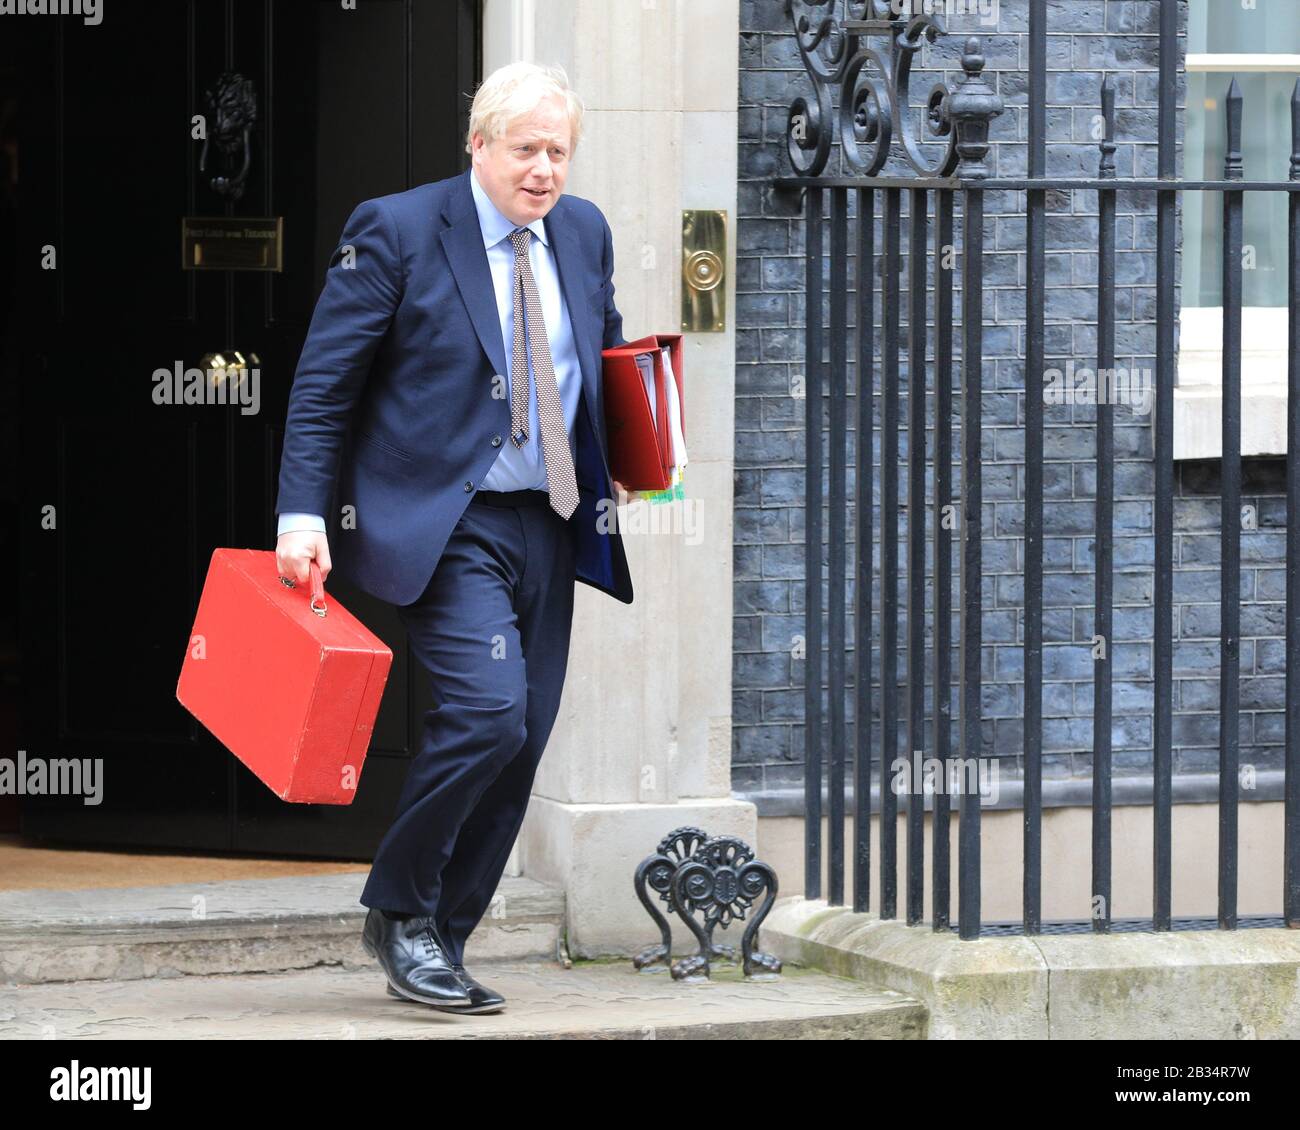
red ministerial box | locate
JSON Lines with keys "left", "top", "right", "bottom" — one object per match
{"left": 176, "top": 548, "right": 393, "bottom": 804}
{"left": 601, "top": 332, "right": 685, "bottom": 491}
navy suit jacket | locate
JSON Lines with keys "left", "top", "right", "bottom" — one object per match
{"left": 275, "top": 168, "right": 634, "bottom": 607}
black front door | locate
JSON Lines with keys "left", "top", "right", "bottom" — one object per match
{"left": 14, "top": 0, "right": 480, "bottom": 856}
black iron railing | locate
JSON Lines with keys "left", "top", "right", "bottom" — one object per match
{"left": 774, "top": 0, "right": 1300, "bottom": 938}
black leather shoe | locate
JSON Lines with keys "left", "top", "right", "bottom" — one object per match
{"left": 362, "top": 909, "right": 471, "bottom": 1007}
{"left": 385, "top": 962, "right": 506, "bottom": 1013}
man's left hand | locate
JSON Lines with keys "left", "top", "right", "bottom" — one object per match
{"left": 612, "top": 479, "right": 642, "bottom": 503}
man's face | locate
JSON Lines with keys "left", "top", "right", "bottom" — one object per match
{"left": 471, "top": 96, "right": 572, "bottom": 227}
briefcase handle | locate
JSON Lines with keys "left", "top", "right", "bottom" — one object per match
{"left": 278, "top": 560, "right": 327, "bottom": 618}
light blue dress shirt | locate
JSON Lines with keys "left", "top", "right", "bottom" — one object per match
{"left": 278, "top": 166, "right": 584, "bottom": 537}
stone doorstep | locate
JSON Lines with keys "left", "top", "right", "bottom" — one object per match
{"left": 0, "top": 873, "right": 564, "bottom": 986}
{"left": 764, "top": 896, "right": 1300, "bottom": 1041}
{"left": 0, "top": 959, "right": 928, "bottom": 1040}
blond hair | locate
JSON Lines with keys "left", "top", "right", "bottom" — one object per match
{"left": 464, "top": 61, "right": 584, "bottom": 156}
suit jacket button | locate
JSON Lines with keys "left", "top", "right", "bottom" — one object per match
{"left": 490, "top": 434, "right": 502, "bottom": 447}
{"left": 464, "top": 481, "right": 473, "bottom": 492}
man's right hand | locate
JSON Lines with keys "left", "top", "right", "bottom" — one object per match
{"left": 277, "top": 530, "right": 332, "bottom": 586}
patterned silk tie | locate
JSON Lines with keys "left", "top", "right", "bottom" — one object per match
{"left": 507, "top": 227, "right": 579, "bottom": 520}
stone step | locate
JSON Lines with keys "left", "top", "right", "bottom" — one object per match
{"left": 0, "top": 872, "right": 563, "bottom": 985}
{"left": 0, "top": 957, "right": 928, "bottom": 1039}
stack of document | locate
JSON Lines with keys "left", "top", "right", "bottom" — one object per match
{"left": 634, "top": 346, "right": 688, "bottom": 503}
{"left": 600, "top": 333, "right": 687, "bottom": 500}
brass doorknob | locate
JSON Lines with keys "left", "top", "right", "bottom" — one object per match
{"left": 199, "top": 350, "right": 261, "bottom": 392}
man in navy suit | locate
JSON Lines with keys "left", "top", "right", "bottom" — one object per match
{"left": 274, "top": 62, "right": 635, "bottom": 1013}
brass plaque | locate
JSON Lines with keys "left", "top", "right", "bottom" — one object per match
{"left": 681, "top": 209, "right": 726, "bottom": 333}
{"left": 182, "top": 216, "right": 283, "bottom": 272}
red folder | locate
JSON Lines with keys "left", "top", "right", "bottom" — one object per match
{"left": 602, "top": 333, "right": 685, "bottom": 491}
{"left": 175, "top": 548, "right": 393, "bottom": 804}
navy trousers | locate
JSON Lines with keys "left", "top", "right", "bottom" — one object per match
{"left": 358, "top": 488, "right": 577, "bottom": 967}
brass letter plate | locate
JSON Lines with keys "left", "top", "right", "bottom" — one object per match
{"left": 182, "top": 217, "right": 283, "bottom": 272}
{"left": 682, "top": 210, "right": 726, "bottom": 333}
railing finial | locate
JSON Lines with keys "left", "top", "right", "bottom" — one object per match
{"left": 948, "top": 36, "right": 1003, "bottom": 180}
{"left": 1289, "top": 78, "right": 1300, "bottom": 182}
{"left": 1098, "top": 74, "right": 1117, "bottom": 180}
{"left": 1224, "top": 76, "right": 1244, "bottom": 181}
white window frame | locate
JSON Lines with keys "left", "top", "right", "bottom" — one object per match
{"left": 1174, "top": 53, "right": 1300, "bottom": 460}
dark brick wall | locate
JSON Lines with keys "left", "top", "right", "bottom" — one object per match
{"left": 732, "top": 1, "right": 1287, "bottom": 797}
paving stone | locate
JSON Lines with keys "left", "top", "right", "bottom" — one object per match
{"left": 0, "top": 959, "right": 926, "bottom": 1040}
{"left": 0, "top": 874, "right": 563, "bottom": 984}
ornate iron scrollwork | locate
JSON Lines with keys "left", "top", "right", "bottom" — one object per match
{"left": 200, "top": 72, "right": 258, "bottom": 201}
{"left": 633, "top": 826, "right": 710, "bottom": 972}
{"left": 633, "top": 827, "right": 781, "bottom": 981}
{"left": 784, "top": 0, "right": 1002, "bottom": 179}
